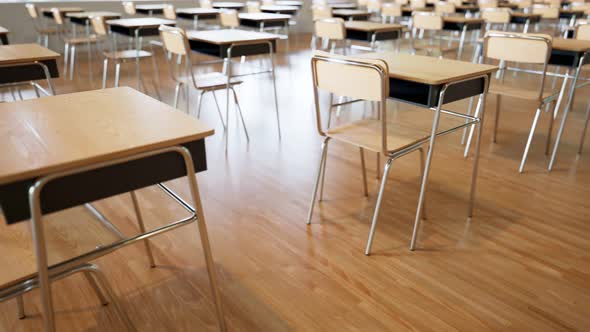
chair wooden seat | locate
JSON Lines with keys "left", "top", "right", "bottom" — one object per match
{"left": 489, "top": 83, "right": 557, "bottom": 102}
{"left": 326, "top": 110, "right": 466, "bottom": 154}
{"left": 413, "top": 43, "right": 458, "bottom": 53}
{"left": 63, "top": 35, "right": 100, "bottom": 44}
{"left": 36, "top": 26, "right": 58, "bottom": 34}
{"left": 103, "top": 49, "right": 153, "bottom": 60}
{"left": 194, "top": 72, "right": 243, "bottom": 90}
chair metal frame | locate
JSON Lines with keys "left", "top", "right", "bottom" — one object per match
{"left": 25, "top": 3, "right": 58, "bottom": 48}
{"left": 307, "top": 52, "right": 489, "bottom": 253}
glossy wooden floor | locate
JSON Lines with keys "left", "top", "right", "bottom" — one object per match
{"left": 1, "top": 33, "right": 590, "bottom": 331}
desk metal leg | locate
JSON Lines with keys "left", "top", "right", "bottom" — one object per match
{"left": 306, "top": 137, "right": 331, "bottom": 225}
{"left": 468, "top": 87, "right": 487, "bottom": 218}
{"left": 457, "top": 25, "right": 467, "bottom": 59}
{"left": 548, "top": 55, "right": 585, "bottom": 171}
{"left": 130, "top": 191, "right": 156, "bottom": 268}
{"left": 268, "top": 41, "right": 281, "bottom": 139}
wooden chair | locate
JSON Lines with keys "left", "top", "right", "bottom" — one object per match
{"left": 575, "top": 23, "right": 590, "bottom": 154}
{"left": 312, "top": 4, "right": 333, "bottom": 20}
{"left": 467, "top": 31, "right": 559, "bottom": 172}
{"left": 247, "top": 1, "right": 263, "bottom": 13}
{"left": 122, "top": 1, "right": 136, "bottom": 16}
{"left": 481, "top": 7, "right": 511, "bottom": 32}
{"left": 410, "top": 12, "right": 456, "bottom": 56}
{"left": 90, "top": 16, "right": 159, "bottom": 96}
{"left": 25, "top": 4, "right": 58, "bottom": 48}
{"left": 532, "top": 5, "right": 559, "bottom": 35}
{"left": 368, "top": 0, "right": 383, "bottom": 14}
{"left": 163, "top": 4, "right": 177, "bottom": 20}
{"left": 219, "top": 10, "right": 240, "bottom": 29}
{"left": 158, "top": 25, "right": 248, "bottom": 139}
{"left": 312, "top": 18, "right": 347, "bottom": 52}
{"left": 435, "top": 1, "right": 456, "bottom": 15}
{"left": 200, "top": 0, "right": 214, "bottom": 9}
{"left": 410, "top": 0, "right": 427, "bottom": 9}
{"left": 381, "top": 3, "right": 402, "bottom": 23}
{"left": 478, "top": 0, "right": 499, "bottom": 9}
{"left": 50, "top": 8, "right": 100, "bottom": 80}
{"left": 307, "top": 51, "right": 470, "bottom": 254}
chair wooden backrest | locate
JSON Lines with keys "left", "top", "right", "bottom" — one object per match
{"left": 50, "top": 8, "right": 64, "bottom": 26}
{"left": 516, "top": 0, "right": 531, "bottom": 9}
{"left": 163, "top": 5, "right": 177, "bottom": 20}
{"left": 412, "top": 11, "right": 443, "bottom": 30}
{"left": 381, "top": 3, "right": 402, "bottom": 17}
{"left": 368, "top": 0, "right": 383, "bottom": 12}
{"left": 159, "top": 25, "right": 190, "bottom": 56}
{"left": 481, "top": 8, "right": 511, "bottom": 23}
{"left": 478, "top": 0, "right": 498, "bottom": 8}
{"left": 247, "top": 1, "right": 262, "bottom": 13}
{"left": 122, "top": 1, "right": 136, "bottom": 15}
{"left": 435, "top": 2, "right": 455, "bottom": 14}
{"left": 312, "top": 5, "right": 333, "bottom": 20}
{"left": 571, "top": 3, "right": 590, "bottom": 15}
{"left": 200, "top": 0, "right": 214, "bottom": 8}
{"left": 220, "top": 10, "right": 240, "bottom": 28}
{"left": 576, "top": 23, "right": 590, "bottom": 40}
{"left": 25, "top": 3, "right": 39, "bottom": 19}
{"left": 311, "top": 51, "right": 390, "bottom": 152}
{"left": 358, "top": 0, "right": 370, "bottom": 7}
{"left": 395, "top": 0, "right": 410, "bottom": 5}
{"left": 314, "top": 18, "right": 346, "bottom": 40}
{"left": 532, "top": 5, "right": 559, "bottom": 19}
{"left": 262, "top": 0, "right": 275, "bottom": 4}
{"left": 410, "top": 0, "right": 427, "bottom": 8}
{"left": 484, "top": 30, "right": 552, "bottom": 101}
{"left": 545, "top": 0, "right": 561, "bottom": 7}
{"left": 91, "top": 16, "right": 109, "bottom": 36}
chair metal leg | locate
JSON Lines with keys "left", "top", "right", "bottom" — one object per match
{"left": 519, "top": 108, "right": 542, "bottom": 173}
{"left": 365, "top": 158, "right": 394, "bottom": 256}
{"left": 211, "top": 91, "right": 227, "bottom": 130}
{"left": 493, "top": 95, "right": 501, "bottom": 143}
{"left": 464, "top": 95, "right": 482, "bottom": 158}
{"left": 268, "top": 44, "right": 281, "bottom": 139}
{"left": 185, "top": 81, "right": 190, "bottom": 114}
{"left": 461, "top": 96, "right": 475, "bottom": 145}
{"left": 102, "top": 58, "right": 108, "bottom": 89}
{"left": 418, "top": 147, "right": 427, "bottom": 220}
{"left": 360, "top": 148, "right": 369, "bottom": 197}
{"left": 173, "top": 82, "right": 182, "bottom": 109}
{"left": 69, "top": 45, "right": 76, "bottom": 80}
{"left": 16, "top": 295, "right": 25, "bottom": 319}
{"left": 63, "top": 43, "right": 69, "bottom": 77}
{"left": 468, "top": 92, "right": 487, "bottom": 218}
{"left": 318, "top": 149, "right": 328, "bottom": 201}
{"left": 114, "top": 62, "right": 121, "bottom": 87}
{"left": 230, "top": 87, "right": 249, "bottom": 142}
{"left": 546, "top": 101, "right": 556, "bottom": 155}
{"left": 196, "top": 90, "right": 205, "bottom": 119}
{"left": 376, "top": 153, "right": 380, "bottom": 179}
{"left": 83, "top": 271, "right": 109, "bottom": 306}
{"left": 130, "top": 191, "right": 156, "bottom": 268}
{"left": 306, "top": 137, "right": 330, "bottom": 225}
{"left": 149, "top": 44, "right": 162, "bottom": 100}
{"left": 578, "top": 103, "right": 590, "bottom": 154}
{"left": 33, "top": 84, "right": 41, "bottom": 98}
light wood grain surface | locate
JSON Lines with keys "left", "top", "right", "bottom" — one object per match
{"left": 260, "top": 5, "right": 299, "bottom": 11}
{"left": 358, "top": 52, "right": 497, "bottom": 84}
{"left": 239, "top": 13, "right": 292, "bottom": 21}
{"left": 212, "top": 2, "right": 245, "bottom": 8}
{"left": 186, "top": 29, "right": 280, "bottom": 44}
{"left": 345, "top": 21, "right": 403, "bottom": 32}
{"left": 65, "top": 11, "right": 122, "bottom": 19}
{"left": 332, "top": 9, "right": 371, "bottom": 15}
{"left": 0, "top": 43, "right": 59, "bottom": 65}
{"left": 136, "top": 4, "right": 167, "bottom": 10}
{"left": 0, "top": 87, "right": 214, "bottom": 185}
{"left": 106, "top": 17, "right": 176, "bottom": 28}
{"left": 40, "top": 7, "right": 83, "bottom": 14}
{"left": 176, "top": 7, "right": 221, "bottom": 15}
{"left": 552, "top": 37, "right": 590, "bottom": 52}
{"left": 443, "top": 16, "right": 484, "bottom": 23}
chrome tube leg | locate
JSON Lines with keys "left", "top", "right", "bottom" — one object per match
{"left": 102, "top": 58, "right": 109, "bottom": 89}
{"left": 211, "top": 91, "right": 227, "bottom": 130}
{"left": 69, "top": 45, "right": 76, "bottom": 80}
{"left": 418, "top": 147, "right": 427, "bottom": 220}
{"left": 130, "top": 191, "right": 156, "bottom": 268}
{"left": 546, "top": 101, "right": 556, "bottom": 155}
{"left": 33, "top": 84, "right": 41, "bottom": 98}
{"left": 231, "top": 87, "right": 249, "bottom": 141}
{"left": 493, "top": 95, "right": 501, "bottom": 143}
{"left": 197, "top": 90, "right": 205, "bottom": 119}
{"left": 554, "top": 67, "right": 570, "bottom": 120}
{"left": 306, "top": 137, "right": 330, "bottom": 225}
{"left": 185, "top": 82, "right": 190, "bottom": 114}
{"left": 376, "top": 153, "right": 380, "bottom": 179}
{"left": 365, "top": 158, "right": 393, "bottom": 256}
{"left": 578, "top": 103, "right": 590, "bottom": 154}
{"left": 83, "top": 271, "right": 109, "bottom": 306}
{"left": 149, "top": 44, "right": 162, "bottom": 100}
{"left": 360, "top": 148, "right": 369, "bottom": 197}
{"left": 468, "top": 91, "right": 487, "bottom": 218}
{"left": 268, "top": 42, "right": 281, "bottom": 139}
{"left": 86, "top": 267, "right": 135, "bottom": 331}
{"left": 184, "top": 158, "right": 227, "bottom": 332}
{"left": 63, "top": 43, "right": 69, "bottom": 76}
{"left": 16, "top": 295, "right": 25, "bottom": 319}
{"left": 173, "top": 82, "right": 182, "bottom": 109}
{"left": 518, "top": 108, "right": 542, "bottom": 173}
{"left": 464, "top": 96, "right": 482, "bottom": 158}
{"left": 457, "top": 25, "right": 467, "bottom": 59}
{"left": 461, "top": 96, "right": 475, "bottom": 145}
{"left": 114, "top": 62, "right": 121, "bottom": 88}
{"left": 318, "top": 148, "right": 328, "bottom": 201}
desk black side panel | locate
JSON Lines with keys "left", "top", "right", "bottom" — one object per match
{"left": 390, "top": 76, "right": 486, "bottom": 107}
{"left": 0, "top": 139, "right": 207, "bottom": 224}
{"left": 189, "top": 39, "right": 277, "bottom": 57}
{"left": 0, "top": 60, "right": 59, "bottom": 84}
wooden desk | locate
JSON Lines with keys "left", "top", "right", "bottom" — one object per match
{"left": 0, "top": 44, "right": 59, "bottom": 94}
{"left": 186, "top": 29, "right": 282, "bottom": 139}
{"left": 276, "top": 0, "right": 303, "bottom": 7}
{"left": 136, "top": 4, "right": 166, "bottom": 15}
{"left": 0, "top": 26, "right": 8, "bottom": 45}
{"left": 332, "top": 9, "right": 371, "bottom": 21}
{"left": 106, "top": 17, "right": 176, "bottom": 38}
{"left": 40, "top": 7, "right": 83, "bottom": 19}
{"left": 402, "top": 6, "right": 433, "bottom": 16}
{"left": 239, "top": 13, "right": 291, "bottom": 31}
{"left": 510, "top": 12, "right": 542, "bottom": 32}
{"left": 66, "top": 11, "right": 122, "bottom": 26}
{"left": 212, "top": 2, "right": 246, "bottom": 9}
{"left": 358, "top": 52, "right": 497, "bottom": 106}
{"left": 455, "top": 4, "right": 479, "bottom": 13}
{"left": 176, "top": 7, "right": 220, "bottom": 29}
{"left": 344, "top": 21, "right": 403, "bottom": 49}
{"left": 0, "top": 87, "right": 225, "bottom": 332}
{"left": 329, "top": 2, "right": 358, "bottom": 9}
{"left": 442, "top": 16, "right": 483, "bottom": 58}
{"left": 260, "top": 5, "right": 299, "bottom": 14}
{"left": 559, "top": 8, "right": 585, "bottom": 21}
